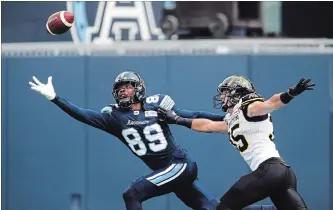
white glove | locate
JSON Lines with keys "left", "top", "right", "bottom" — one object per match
{"left": 29, "top": 76, "right": 56, "bottom": 100}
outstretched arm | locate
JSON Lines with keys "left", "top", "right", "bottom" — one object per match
{"left": 191, "top": 118, "right": 228, "bottom": 133}
{"left": 173, "top": 106, "right": 225, "bottom": 121}
{"left": 155, "top": 94, "right": 225, "bottom": 121}
{"left": 29, "top": 76, "right": 115, "bottom": 131}
{"left": 158, "top": 109, "right": 228, "bottom": 134}
{"left": 247, "top": 78, "right": 315, "bottom": 117}
{"left": 51, "top": 96, "right": 112, "bottom": 130}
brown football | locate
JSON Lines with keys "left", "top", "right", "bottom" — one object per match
{"left": 46, "top": 11, "right": 74, "bottom": 35}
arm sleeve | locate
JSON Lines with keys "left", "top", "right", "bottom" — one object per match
{"left": 173, "top": 106, "right": 225, "bottom": 121}
{"left": 51, "top": 96, "right": 115, "bottom": 131}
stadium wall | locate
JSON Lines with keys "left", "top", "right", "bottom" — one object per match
{"left": 2, "top": 54, "right": 332, "bottom": 210}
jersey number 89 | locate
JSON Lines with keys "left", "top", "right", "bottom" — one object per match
{"left": 122, "top": 123, "right": 168, "bottom": 156}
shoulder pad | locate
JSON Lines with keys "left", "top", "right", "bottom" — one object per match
{"left": 101, "top": 104, "right": 118, "bottom": 114}
{"left": 240, "top": 93, "right": 264, "bottom": 107}
{"left": 158, "top": 94, "right": 175, "bottom": 110}
{"left": 144, "top": 94, "right": 175, "bottom": 111}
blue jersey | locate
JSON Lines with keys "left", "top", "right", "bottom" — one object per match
{"left": 51, "top": 94, "right": 224, "bottom": 170}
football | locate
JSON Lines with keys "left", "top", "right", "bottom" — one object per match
{"left": 46, "top": 11, "right": 74, "bottom": 35}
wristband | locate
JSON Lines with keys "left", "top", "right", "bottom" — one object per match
{"left": 280, "top": 92, "right": 294, "bottom": 104}
{"left": 176, "top": 117, "right": 193, "bottom": 128}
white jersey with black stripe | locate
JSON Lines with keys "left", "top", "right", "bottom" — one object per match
{"left": 224, "top": 93, "right": 281, "bottom": 171}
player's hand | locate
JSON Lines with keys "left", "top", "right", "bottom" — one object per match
{"left": 157, "top": 108, "right": 179, "bottom": 124}
{"left": 288, "top": 78, "right": 315, "bottom": 97}
{"left": 29, "top": 76, "right": 56, "bottom": 100}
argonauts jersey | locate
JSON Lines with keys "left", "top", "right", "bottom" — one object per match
{"left": 100, "top": 94, "right": 187, "bottom": 170}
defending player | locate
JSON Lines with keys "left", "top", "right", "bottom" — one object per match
{"left": 29, "top": 71, "right": 226, "bottom": 210}
{"left": 158, "top": 76, "right": 312, "bottom": 210}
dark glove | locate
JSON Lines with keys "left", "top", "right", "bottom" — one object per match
{"left": 280, "top": 78, "right": 315, "bottom": 104}
{"left": 288, "top": 78, "right": 315, "bottom": 97}
{"left": 157, "top": 108, "right": 179, "bottom": 124}
{"left": 158, "top": 108, "right": 193, "bottom": 128}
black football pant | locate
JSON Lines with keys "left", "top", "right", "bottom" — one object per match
{"left": 217, "top": 157, "right": 308, "bottom": 210}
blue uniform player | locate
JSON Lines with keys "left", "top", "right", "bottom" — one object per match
{"left": 29, "top": 71, "right": 225, "bottom": 210}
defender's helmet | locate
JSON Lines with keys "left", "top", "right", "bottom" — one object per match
{"left": 112, "top": 71, "right": 146, "bottom": 108}
{"left": 213, "top": 75, "right": 255, "bottom": 112}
